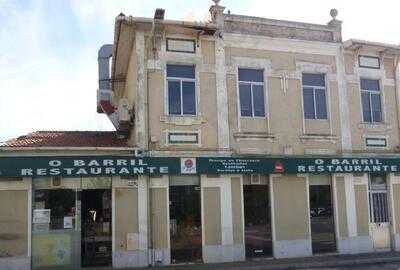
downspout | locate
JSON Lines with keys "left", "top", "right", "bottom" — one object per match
{"left": 394, "top": 56, "right": 400, "bottom": 146}
{"left": 147, "top": 61, "right": 154, "bottom": 267}
{"left": 147, "top": 17, "right": 157, "bottom": 268}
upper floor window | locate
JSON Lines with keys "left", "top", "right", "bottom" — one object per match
{"left": 359, "top": 55, "right": 380, "bottom": 69}
{"left": 166, "top": 38, "right": 196, "bottom": 53}
{"left": 360, "top": 78, "right": 382, "bottom": 123}
{"left": 238, "top": 68, "right": 265, "bottom": 117}
{"left": 302, "top": 73, "right": 327, "bottom": 120}
{"left": 167, "top": 64, "right": 196, "bottom": 116}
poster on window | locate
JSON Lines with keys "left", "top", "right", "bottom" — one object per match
{"left": 33, "top": 209, "right": 51, "bottom": 224}
{"left": 63, "top": 216, "right": 73, "bottom": 229}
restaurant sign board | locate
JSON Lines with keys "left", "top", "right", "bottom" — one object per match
{"left": 0, "top": 156, "right": 400, "bottom": 178}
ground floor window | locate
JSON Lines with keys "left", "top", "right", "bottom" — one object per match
{"left": 31, "top": 177, "right": 112, "bottom": 269}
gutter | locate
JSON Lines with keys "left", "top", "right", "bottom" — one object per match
{"left": 0, "top": 146, "right": 136, "bottom": 152}
{"left": 344, "top": 39, "right": 400, "bottom": 53}
{"left": 120, "top": 16, "right": 217, "bottom": 30}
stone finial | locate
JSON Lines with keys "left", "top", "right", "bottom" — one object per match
{"left": 209, "top": 0, "right": 225, "bottom": 26}
{"left": 330, "top": 9, "right": 338, "bottom": 20}
{"left": 212, "top": 0, "right": 221, "bottom": 5}
{"left": 327, "top": 8, "right": 342, "bottom": 42}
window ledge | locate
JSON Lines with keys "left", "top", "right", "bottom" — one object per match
{"left": 233, "top": 132, "right": 275, "bottom": 140}
{"left": 160, "top": 115, "right": 206, "bottom": 126}
{"left": 299, "top": 134, "right": 338, "bottom": 142}
{"left": 305, "top": 119, "right": 329, "bottom": 122}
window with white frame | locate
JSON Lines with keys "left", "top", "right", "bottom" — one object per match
{"left": 167, "top": 64, "right": 196, "bottom": 115}
{"left": 238, "top": 68, "right": 265, "bottom": 117}
{"left": 359, "top": 55, "right": 380, "bottom": 69}
{"left": 302, "top": 73, "right": 327, "bottom": 120}
{"left": 360, "top": 78, "right": 382, "bottom": 123}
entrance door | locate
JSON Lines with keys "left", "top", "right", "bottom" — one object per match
{"left": 169, "top": 176, "right": 202, "bottom": 263}
{"left": 309, "top": 175, "right": 336, "bottom": 254}
{"left": 243, "top": 179, "right": 272, "bottom": 258}
{"left": 369, "top": 174, "right": 391, "bottom": 250}
{"left": 81, "top": 189, "right": 112, "bottom": 267}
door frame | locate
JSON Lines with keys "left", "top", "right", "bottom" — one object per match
{"left": 308, "top": 175, "right": 337, "bottom": 254}
{"left": 169, "top": 175, "right": 202, "bottom": 263}
{"left": 368, "top": 173, "right": 392, "bottom": 251}
{"left": 242, "top": 179, "right": 272, "bottom": 258}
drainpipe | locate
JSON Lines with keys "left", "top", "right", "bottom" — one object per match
{"left": 394, "top": 56, "right": 400, "bottom": 146}
{"left": 147, "top": 9, "right": 165, "bottom": 267}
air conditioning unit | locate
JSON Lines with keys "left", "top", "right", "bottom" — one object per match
{"left": 118, "top": 98, "right": 130, "bottom": 123}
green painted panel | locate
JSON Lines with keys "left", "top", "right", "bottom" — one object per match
{"left": 1, "top": 156, "right": 400, "bottom": 177}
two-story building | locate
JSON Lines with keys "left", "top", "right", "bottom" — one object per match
{"left": 1, "top": 1, "right": 400, "bottom": 269}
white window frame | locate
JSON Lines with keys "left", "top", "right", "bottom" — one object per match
{"left": 358, "top": 55, "right": 380, "bottom": 69}
{"left": 302, "top": 74, "right": 328, "bottom": 120}
{"left": 238, "top": 68, "right": 266, "bottom": 118}
{"left": 166, "top": 65, "right": 197, "bottom": 116}
{"left": 359, "top": 77, "right": 384, "bottom": 124}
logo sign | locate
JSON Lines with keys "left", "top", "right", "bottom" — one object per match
{"left": 181, "top": 158, "right": 196, "bottom": 174}
{"left": 274, "top": 161, "right": 284, "bottom": 173}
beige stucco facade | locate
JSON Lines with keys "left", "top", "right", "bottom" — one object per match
{"left": 101, "top": 3, "right": 400, "bottom": 266}
{"left": 2, "top": 2, "right": 400, "bottom": 270}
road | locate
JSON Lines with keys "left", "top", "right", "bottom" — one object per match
{"left": 313, "top": 262, "right": 400, "bottom": 270}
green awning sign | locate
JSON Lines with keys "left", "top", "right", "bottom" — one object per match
{"left": 0, "top": 156, "right": 399, "bottom": 178}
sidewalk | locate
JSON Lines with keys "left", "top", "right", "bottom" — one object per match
{"left": 133, "top": 252, "right": 400, "bottom": 270}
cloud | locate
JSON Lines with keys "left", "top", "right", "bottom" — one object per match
{"left": 0, "top": 1, "right": 114, "bottom": 141}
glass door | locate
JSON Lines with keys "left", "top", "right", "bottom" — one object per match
{"left": 81, "top": 189, "right": 112, "bottom": 267}
{"left": 243, "top": 183, "right": 272, "bottom": 257}
{"left": 309, "top": 175, "right": 336, "bottom": 254}
{"left": 369, "top": 174, "right": 390, "bottom": 250}
{"left": 169, "top": 176, "right": 202, "bottom": 263}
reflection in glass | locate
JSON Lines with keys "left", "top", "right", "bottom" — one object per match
{"left": 169, "top": 184, "right": 202, "bottom": 263}
{"left": 244, "top": 185, "right": 272, "bottom": 257}
{"left": 309, "top": 185, "right": 336, "bottom": 253}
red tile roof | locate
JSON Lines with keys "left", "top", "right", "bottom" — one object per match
{"left": 1, "top": 131, "right": 129, "bottom": 148}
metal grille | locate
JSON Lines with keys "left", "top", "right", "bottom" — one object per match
{"left": 369, "top": 191, "right": 389, "bottom": 223}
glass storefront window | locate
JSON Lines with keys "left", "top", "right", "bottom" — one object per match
{"left": 32, "top": 177, "right": 112, "bottom": 269}
{"left": 34, "top": 189, "right": 76, "bottom": 231}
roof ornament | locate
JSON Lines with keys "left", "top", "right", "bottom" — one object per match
{"left": 330, "top": 9, "right": 338, "bottom": 20}
{"left": 212, "top": 0, "right": 221, "bottom": 6}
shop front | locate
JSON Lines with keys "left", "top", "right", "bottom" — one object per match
{"left": 2, "top": 155, "right": 400, "bottom": 269}
{"left": 31, "top": 177, "right": 112, "bottom": 269}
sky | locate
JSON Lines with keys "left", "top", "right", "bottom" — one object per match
{"left": 0, "top": 0, "right": 399, "bottom": 142}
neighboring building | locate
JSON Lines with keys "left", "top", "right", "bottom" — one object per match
{"left": 1, "top": 1, "right": 400, "bottom": 269}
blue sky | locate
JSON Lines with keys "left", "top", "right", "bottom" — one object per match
{"left": 0, "top": 0, "right": 399, "bottom": 142}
